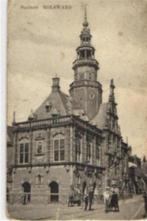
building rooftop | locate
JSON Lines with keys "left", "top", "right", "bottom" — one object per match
{"left": 34, "top": 78, "right": 72, "bottom": 120}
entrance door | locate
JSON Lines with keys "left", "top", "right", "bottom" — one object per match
{"left": 49, "top": 181, "right": 59, "bottom": 202}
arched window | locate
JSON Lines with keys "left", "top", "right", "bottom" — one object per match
{"left": 53, "top": 134, "right": 65, "bottom": 162}
{"left": 49, "top": 181, "right": 59, "bottom": 202}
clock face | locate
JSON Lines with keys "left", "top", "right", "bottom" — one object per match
{"left": 89, "top": 92, "right": 95, "bottom": 100}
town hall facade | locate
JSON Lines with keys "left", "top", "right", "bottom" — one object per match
{"left": 8, "top": 10, "right": 131, "bottom": 204}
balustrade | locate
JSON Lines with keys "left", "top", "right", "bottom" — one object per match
{"left": 14, "top": 116, "right": 72, "bottom": 131}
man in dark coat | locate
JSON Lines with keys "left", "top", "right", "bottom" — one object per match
{"left": 84, "top": 184, "right": 94, "bottom": 211}
{"left": 110, "top": 190, "right": 119, "bottom": 212}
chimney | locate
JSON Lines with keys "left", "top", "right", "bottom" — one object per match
{"left": 52, "top": 77, "right": 60, "bottom": 92}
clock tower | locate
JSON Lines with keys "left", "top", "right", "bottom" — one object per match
{"left": 69, "top": 8, "right": 102, "bottom": 120}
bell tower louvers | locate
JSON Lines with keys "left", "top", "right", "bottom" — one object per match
{"left": 69, "top": 8, "right": 102, "bottom": 120}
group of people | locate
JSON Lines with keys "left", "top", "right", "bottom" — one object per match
{"left": 68, "top": 184, "right": 120, "bottom": 213}
{"left": 68, "top": 184, "right": 147, "bottom": 218}
{"left": 83, "top": 185, "right": 120, "bottom": 213}
{"left": 103, "top": 186, "right": 119, "bottom": 213}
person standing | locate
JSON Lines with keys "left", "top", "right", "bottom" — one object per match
{"left": 84, "top": 188, "right": 89, "bottom": 210}
{"left": 103, "top": 187, "right": 111, "bottom": 213}
{"left": 88, "top": 184, "right": 94, "bottom": 210}
{"left": 110, "top": 190, "right": 119, "bottom": 212}
{"left": 84, "top": 184, "right": 94, "bottom": 211}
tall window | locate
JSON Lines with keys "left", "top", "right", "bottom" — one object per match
{"left": 54, "top": 138, "right": 65, "bottom": 162}
{"left": 19, "top": 143, "right": 29, "bottom": 164}
{"left": 86, "top": 141, "right": 92, "bottom": 163}
{"left": 75, "top": 136, "right": 81, "bottom": 162}
{"left": 96, "top": 146, "right": 100, "bottom": 165}
{"left": 54, "top": 140, "right": 59, "bottom": 161}
{"left": 60, "top": 139, "right": 65, "bottom": 161}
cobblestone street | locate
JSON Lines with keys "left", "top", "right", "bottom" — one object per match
{"left": 7, "top": 195, "right": 145, "bottom": 220}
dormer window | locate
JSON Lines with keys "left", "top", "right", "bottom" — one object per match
{"left": 45, "top": 101, "right": 52, "bottom": 112}
{"left": 51, "top": 107, "right": 59, "bottom": 118}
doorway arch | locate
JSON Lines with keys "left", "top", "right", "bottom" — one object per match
{"left": 49, "top": 181, "right": 59, "bottom": 202}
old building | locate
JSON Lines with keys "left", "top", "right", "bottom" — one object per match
{"left": 9, "top": 10, "right": 131, "bottom": 204}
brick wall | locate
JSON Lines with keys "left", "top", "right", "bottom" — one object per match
{"left": 11, "top": 165, "right": 72, "bottom": 204}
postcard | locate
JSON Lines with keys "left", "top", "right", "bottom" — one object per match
{"left": 7, "top": 0, "right": 147, "bottom": 219}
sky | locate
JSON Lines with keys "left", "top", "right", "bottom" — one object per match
{"left": 7, "top": 0, "right": 147, "bottom": 158}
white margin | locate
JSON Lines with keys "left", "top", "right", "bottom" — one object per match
{"left": 0, "top": 0, "right": 8, "bottom": 220}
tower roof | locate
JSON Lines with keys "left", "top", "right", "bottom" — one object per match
{"left": 90, "top": 103, "right": 109, "bottom": 129}
{"left": 80, "top": 5, "right": 92, "bottom": 44}
{"left": 72, "top": 5, "right": 99, "bottom": 71}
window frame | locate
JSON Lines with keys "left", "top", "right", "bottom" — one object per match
{"left": 86, "top": 140, "right": 92, "bottom": 164}
{"left": 19, "top": 142, "right": 30, "bottom": 164}
{"left": 53, "top": 137, "right": 65, "bottom": 162}
{"left": 75, "top": 136, "right": 81, "bottom": 162}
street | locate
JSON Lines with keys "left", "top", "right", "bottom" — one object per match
{"left": 7, "top": 195, "right": 145, "bottom": 220}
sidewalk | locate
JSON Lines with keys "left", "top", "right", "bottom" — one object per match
{"left": 7, "top": 195, "right": 143, "bottom": 220}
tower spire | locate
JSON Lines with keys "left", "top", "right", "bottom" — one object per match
{"left": 83, "top": 4, "right": 88, "bottom": 27}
